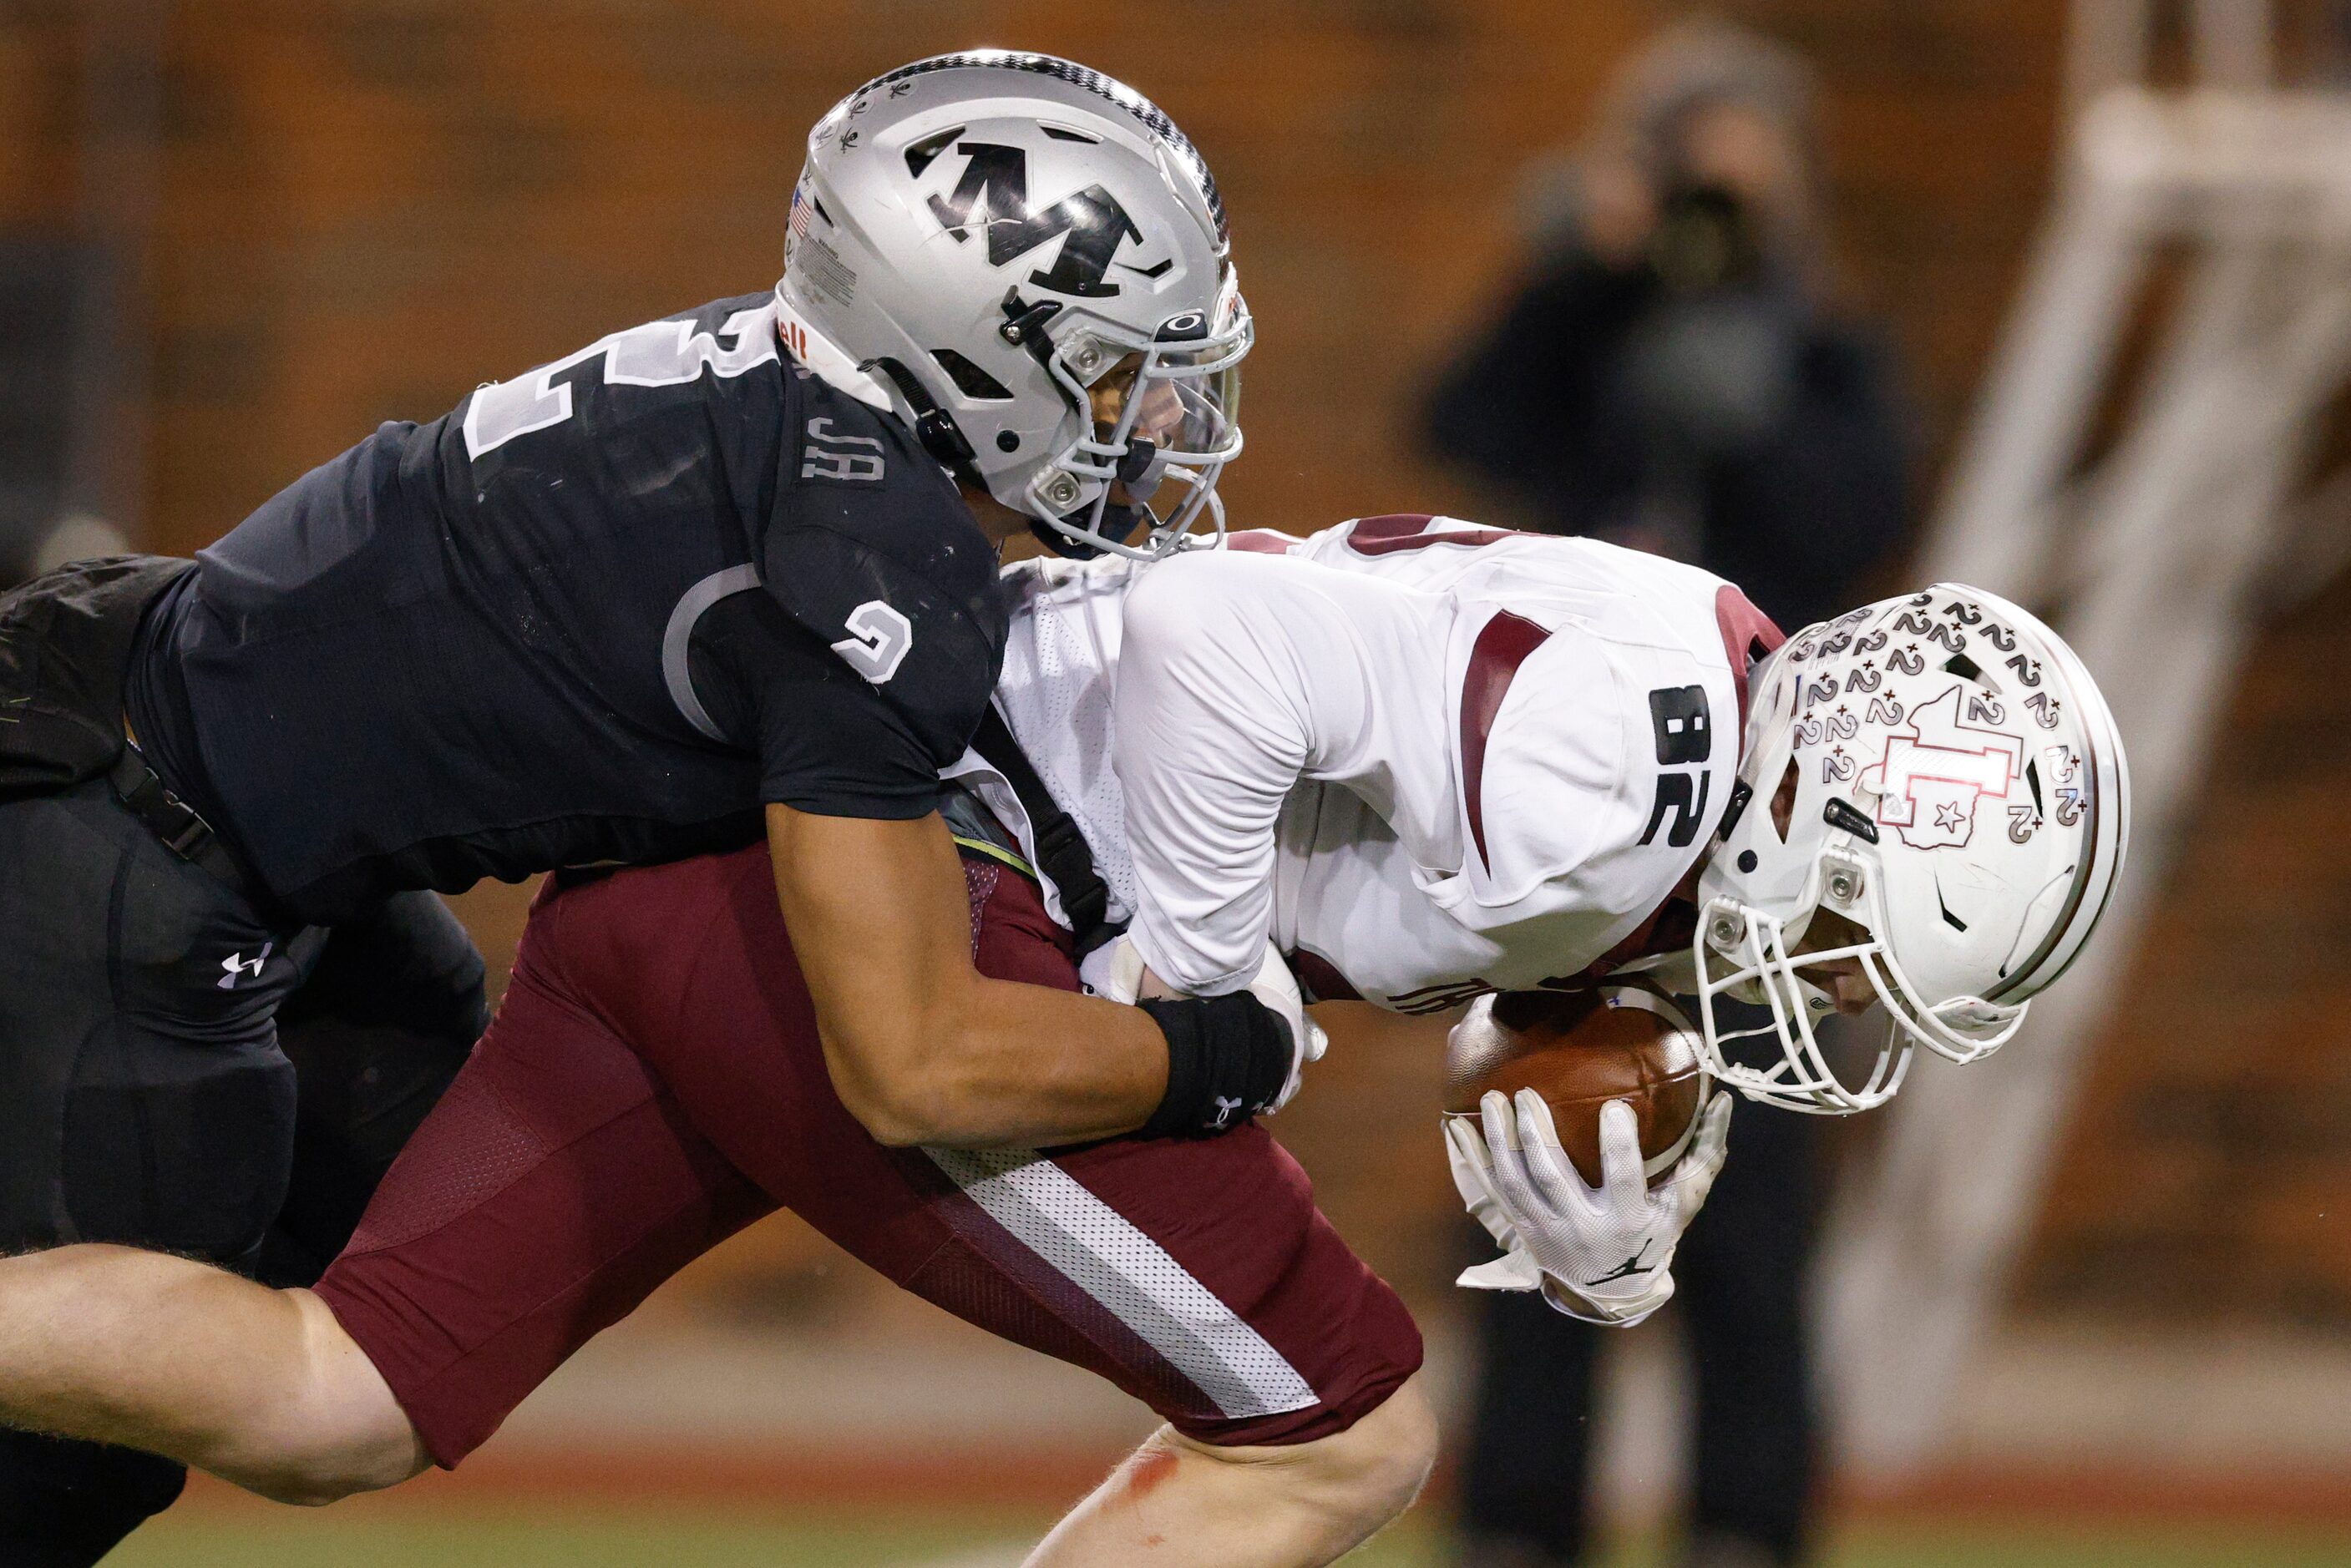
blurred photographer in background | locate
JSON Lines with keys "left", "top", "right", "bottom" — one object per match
{"left": 1426, "top": 18, "right": 1907, "bottom": 630}
{"left": 1426, "top": 21, "right": 1912, "bottom": 1568}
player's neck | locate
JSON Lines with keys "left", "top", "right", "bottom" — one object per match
{"left": 959, "top": 483, "right": 1032, "bottom": 551}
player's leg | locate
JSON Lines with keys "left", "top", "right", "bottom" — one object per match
{"left": 1675, "top": 1088, "right": 1820, "bottom": 1567}
{"left": 263, "top": 890, "right": 489, "bottom": 1283}
{"left": 0, "top": 871, "right": 773, "bottom": 1503}
{"left": 0, "top": 1243, "right": 423, "bottom": 1505}
{"left": 0, "top": 839, "right": 1433, "bottom": 1562}
{"left": 0, "top": 780, "right": 313, "bottom": 1562}
{"left": 306, "top": 844, "right": 1427, "bottom": 1560}
{"left": 1026, "top": 1374, "right": 1437, "bottom": 1568}
{"left": 589, "top": 847, "right": 1436, "bottom": 1564}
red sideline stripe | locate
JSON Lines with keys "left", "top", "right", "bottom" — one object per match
{"left": 1836, "top": 1464, "right": 2351, "bottom": 1527}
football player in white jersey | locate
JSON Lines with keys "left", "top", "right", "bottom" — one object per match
{"left": 965, "top": 510, "right": 2128, "bottom": 1323}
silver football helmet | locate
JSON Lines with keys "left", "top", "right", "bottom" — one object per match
{"left": 1690, "top": 584, "right": 2131, "bottom": 1113}
{"left": 778, "top": 51, "right": 1249, "bottom": 559}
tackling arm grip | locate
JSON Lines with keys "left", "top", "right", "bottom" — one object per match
{"left": 1136, "top": 993, "right": 1293, "bottom": 1139}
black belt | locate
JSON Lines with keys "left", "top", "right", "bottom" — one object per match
{"left": 108, "top": 740, "right": 261, "bottom": 900}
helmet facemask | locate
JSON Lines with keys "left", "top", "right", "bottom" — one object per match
{"left": 1018, "top": 277, "right": 1250, "bottom": 560}
{"left": 1692, "top": 847, "right": 2026, "bottom": 1115}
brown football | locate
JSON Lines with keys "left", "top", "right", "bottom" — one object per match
{"left": 1443, "top": 984, "right": 1710, "bottom": 1189}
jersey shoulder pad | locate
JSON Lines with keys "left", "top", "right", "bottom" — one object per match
{"left": 766, "top": 381, "right": 1006, "bottom": 762}
{"left": 451, "top": 292, "right": 785, "bottom": 475}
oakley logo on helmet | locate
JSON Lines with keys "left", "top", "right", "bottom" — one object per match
{"left": 1857, "top": 685, "right": 2023, "bottom": 851}
{"left": 926, "top": 142, "right": 1143, "bottom": 298}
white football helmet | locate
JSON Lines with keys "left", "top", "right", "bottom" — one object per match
{"left": 778, "top": 51, "right": 1249, "bottom": 560}
{"left": 1690, "top": 584, "right": 2131, "bottom": 1113}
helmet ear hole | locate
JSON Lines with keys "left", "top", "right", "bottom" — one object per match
{"left": 1769, "top": 757, "right": 1800, "bottom": 842}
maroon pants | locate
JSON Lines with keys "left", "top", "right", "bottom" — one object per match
{"left": 313, "top": 845, "right": 1421, "bottom": 1467}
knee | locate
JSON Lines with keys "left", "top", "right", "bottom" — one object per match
{"left": 220, "top": 1292, "right": 429, "bottom": 1508}
{"left": 1315, "top": 1374, "right": 1441, "bottom": 1526}
{"left": 1216, "top": 1373, "right": 1440, "bottom": 1535}
{"left": 240, "top": 1434, "right": 414, "bottom": 1509}
{"left": 236, "top": 1420, "right": 420, "bottom": 1508}
{"left": 243, "top": 1462, "right": 375, "bottom": 1509}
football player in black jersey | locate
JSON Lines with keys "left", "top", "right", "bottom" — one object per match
{"left": 0, "top": 53, "right": 1289, "bottom": 1564}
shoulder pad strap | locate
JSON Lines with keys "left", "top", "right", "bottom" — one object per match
{"left": 970, "top": 706, "right": 1125, "bottom": 956}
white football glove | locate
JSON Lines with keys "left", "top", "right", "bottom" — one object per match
{"left": 1090, "top": 934, "right": 1328, "bottom": 1113}
{"left": 1447, "top": 1088, "right": 1733, "bottom": 1327}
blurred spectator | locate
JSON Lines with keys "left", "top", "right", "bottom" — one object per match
{"left": 1426, "top": 21, "right": 1911, "bottom": 1568}
{"left": 1425, "top": 18, "right": 1907, "bottom": 629}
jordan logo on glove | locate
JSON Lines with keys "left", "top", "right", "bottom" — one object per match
{"left": 1585, "top": 1240, "right": 1658, "bottom": 1287}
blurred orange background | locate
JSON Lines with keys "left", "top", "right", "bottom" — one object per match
{"left": 8, "top": 2, "right": 2351, "bottom": 1558}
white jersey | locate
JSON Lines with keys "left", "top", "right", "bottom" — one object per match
{"left": 945, "top": 515, "right": 1776, "bottom": 1014}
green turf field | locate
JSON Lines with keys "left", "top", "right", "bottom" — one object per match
{"left": 103, "top": 1500, "right": 2351, "bottom": 1567}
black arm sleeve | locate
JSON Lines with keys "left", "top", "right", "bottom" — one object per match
{"left": 687, "top": 588, "right": 944, "bottom": 819}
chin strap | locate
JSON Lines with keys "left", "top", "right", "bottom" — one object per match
{"left": 862, "top": 352, "right": 1142, "bottom": 561}
{"left": 1026, "top": 502, "right": 1152, "bottom": 560}
{"left": 970, "top": 705, "right": 1126, "bottom": 956}
{"left": 860, "top": 356, "right": 985, "bottom": 491}
{"left": 1026, "top": 515, "right": 1094, "bottom": 559}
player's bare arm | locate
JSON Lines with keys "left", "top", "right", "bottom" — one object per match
{"left": 765, "top": 803, "right": 1171, "bottom": 1146}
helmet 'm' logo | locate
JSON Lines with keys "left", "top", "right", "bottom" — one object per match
{"left": 1857, "top": 685, "right": 2023, "bottom": 850}
{"left": 926, "top": 142, "right": 1143, "bottom": 298}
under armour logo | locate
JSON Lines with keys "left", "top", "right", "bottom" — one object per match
{"left": 1208, "top": 1095, "right": 1244, "bottom": 1129}
{"left": 218, "top": 942, "right": 271, "bottom": 990}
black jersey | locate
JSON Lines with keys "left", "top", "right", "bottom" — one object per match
{"left": 124, "top": 292, "right": 1006, "bottom": 925}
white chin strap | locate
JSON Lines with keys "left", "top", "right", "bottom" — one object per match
{"left": 1690, "top": 896, "right": 2032, "bottom": 1115}
{"left": 1691, "top": 900, "right": 1912, "bottom": 1115}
